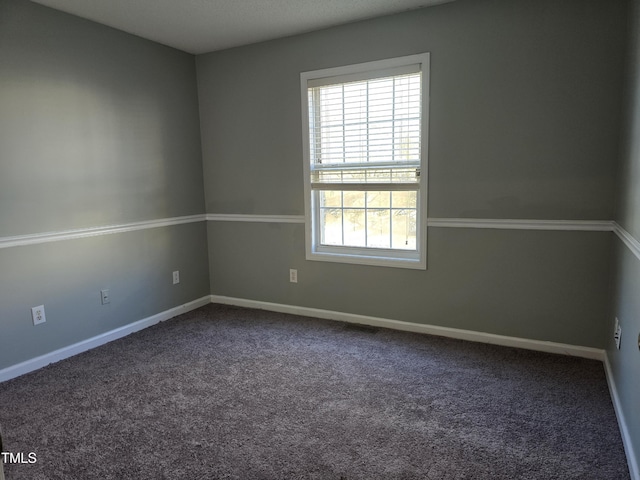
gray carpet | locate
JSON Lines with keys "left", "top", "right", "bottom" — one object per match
{"left": 0, "top": 304, "right": 630, "bottom": 479}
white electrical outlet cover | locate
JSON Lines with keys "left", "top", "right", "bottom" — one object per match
{"left": 101, "top": 289, "right": 110, "bottom": 305}
{"left": 31, "top": 305, "right": 46, "bottom": 325}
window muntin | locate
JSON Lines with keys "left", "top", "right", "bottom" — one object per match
{"left": 302, "top": 54, "right": 429, "bottom": 269}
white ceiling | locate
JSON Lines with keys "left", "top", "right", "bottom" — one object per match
{"left": 30, "top": 0, "right": 455, "bottom": 54}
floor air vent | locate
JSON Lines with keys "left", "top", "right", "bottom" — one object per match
{"left": 342, "top": 323, "right": 379, "bottom": 334}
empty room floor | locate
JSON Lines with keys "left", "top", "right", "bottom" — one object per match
{"left": 0, "top": 304, "right": 630, "bottom": 479}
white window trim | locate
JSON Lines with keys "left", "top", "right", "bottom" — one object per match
{"left": 301, "top": 53, "right": 429, "bottom": 270}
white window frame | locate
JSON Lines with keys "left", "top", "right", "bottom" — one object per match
{"left": 301, "top": 53, "right": 429, "bottom": 269}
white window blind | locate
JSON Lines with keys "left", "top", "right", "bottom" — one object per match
{"left": 308, "top": 69, "right": 422, "bottom": 188}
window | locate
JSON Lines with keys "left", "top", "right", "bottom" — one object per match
{"left": 301, "top": 53, "right": 429, "bottom": 269}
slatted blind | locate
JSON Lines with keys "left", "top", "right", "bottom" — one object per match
{"left": 307, "top": 66, "right": 422, "bottom": 191}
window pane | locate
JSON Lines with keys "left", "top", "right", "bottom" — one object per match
{"left": 343, "top": 209, "right": 366, "bottom": 247}
{"left": 320, "top": 125, "right": 344, "bottom": 164}
{"left": 344, "top": 123, "right": 367, "bottom": 163}
{"left": 341, "top": 170, "right": 366, "bottom": 183}
{"left": 343, "top": 82, "right": 367, "bottom": 124}
{"left": 343, "top": 191, "right": 365, "bottom": 208}
{"left": 394, "top": 118, "right": 420, "bottom": 162}
{"left": 366, "top": 191, "right": 390, "bottom": 208}
{"left": 392, "top": 191, "right": 417, "bottom": 208}
{"left": 367, "top": 209, "right": 391, "bottom": 248}
{"left": 320, "top": 86, "right": 343, "bottom": 123}
{"left": 392, "top": 209, "right": 417, "bottom": 250}
{"left": 368, "top": 78, "right": 394, "bottom": 122}
{"left": 320, "top": 208, "right": 342, "bottom": 245}
{"left": 312, "top": 167, "right": 419, "bottom": 185}
{"left": 320, "top": 191, "right": 342, "bottom": 208}
{"left": 369, "top": 122, "right": 393, "bottom": 162}
{"left": 394, "top": 77, "right": 421, "bottom": 120}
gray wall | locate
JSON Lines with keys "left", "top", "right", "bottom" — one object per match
{"left": 0, "top": 0, "right": 210, "bottom": 369}
{"left": 0, "top": 0, "right": 637, "bottom": 471}
{"left": 197, "top": 0, "right": 625, "bottom": 347}
{"left": 610, "top": 0, "right": 640, "bottom": 469}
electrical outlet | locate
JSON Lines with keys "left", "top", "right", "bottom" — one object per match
{"left": 289, "top": 269, "right": 298, "bottom": 283}
{"left": 31, "top": 305, "right": 46, "bottom": 326}
{"left": 101, "top": 289, "right": 110, "bottom": 305}
{"left": 173, "top": 271, "right": 180, "bottom": 285}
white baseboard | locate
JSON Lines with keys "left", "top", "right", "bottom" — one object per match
{"left": 210, "top": 295, "right": 604, "bottom": 360}
{"left": 1, "top": 292, "right": 605, "bottom": 375}
{"left": 0, "top": 296, "right": 211, "bottom": 383}
{"left": 604, "top": 353, "right": 640, "bottom": 480}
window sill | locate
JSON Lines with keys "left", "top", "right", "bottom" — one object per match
{"left": 306, "top": 248, "right": 426, "bottom": 270}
